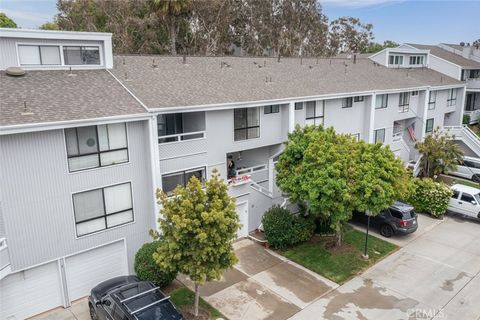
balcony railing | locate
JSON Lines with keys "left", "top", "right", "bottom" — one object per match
{"left": 158, "top": 131, "right": 206, "bottom": 144}
{"left": 467, "top": 78, "right": 480, "bottom": 90}
{"left": 464, "top": 109, "right": 480, "bottom": 124}
{"left": 236, "top": 164, "right": 268, "bottom": 176}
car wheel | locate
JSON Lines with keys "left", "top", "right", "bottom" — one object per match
{"left": 473, "top": 175, "right": 480, "bottom": 183}
{"left": 380, "top": 224, "right": 394, "bottom": 238}
{"left": 89, "top": 304, "right": 97, "bottom": 320}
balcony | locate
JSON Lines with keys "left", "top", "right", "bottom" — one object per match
{"left": 467, "top": 78, "right": 480, "bottom": 91}
{"left": 157, "top": 112, "right": 207, "bottom": 160}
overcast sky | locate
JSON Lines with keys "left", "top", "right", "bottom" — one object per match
{"left": 1, "top": 0, "right": 479, "bottom": 45}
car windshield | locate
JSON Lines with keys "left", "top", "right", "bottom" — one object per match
{"left": 475, "top": 193, "right": 480, "bottom": 204}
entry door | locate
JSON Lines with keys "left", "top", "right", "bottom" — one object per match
{"left": 236, "top": 201, "right": 249, "bottom": 238}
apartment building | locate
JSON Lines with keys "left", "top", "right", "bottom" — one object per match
{"left": 404, "top": 43, "right": 480, "bottom": 124}
{"left": 0, "top": 28, "right": 468, "bottom": 319}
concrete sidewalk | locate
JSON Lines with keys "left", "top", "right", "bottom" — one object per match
{"left": 291, "top": 214, "right": 480, "bottom": 320}
{"left": 178, "top": 239, "right": 338, "bottom": 320}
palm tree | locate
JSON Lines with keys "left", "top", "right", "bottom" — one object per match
{"left": 416, "top": 127, "right": 463, "bottom": 178}
{"left": 151, "top": 0, "right": 191, "bottom": 55}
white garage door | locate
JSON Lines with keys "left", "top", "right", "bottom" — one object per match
{"left": 65, "top": 240, "right": 128, "bottom": 301}
{"left": 0, "top": 261, "right": 63, "bottom": 320}
{"left": 236, "top": 201, "right": 249, "bottom": 238}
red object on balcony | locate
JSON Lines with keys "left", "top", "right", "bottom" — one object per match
{"left": 408, "top": 126, "right": 417, "bottom": 142}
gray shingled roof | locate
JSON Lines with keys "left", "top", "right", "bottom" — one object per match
{"left": 111, "top": 55, "right": 462, "bottom": 109}
{"left": 408, "top": 44, "right": 480, "bottom": 68}
{"left": 0, "top": 69, "right": 147, "bottom": 127}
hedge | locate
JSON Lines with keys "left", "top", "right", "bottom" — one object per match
{"left": 134, "top": 241, "right": 177, "bottom": 287}
{"left": 404, "top": 178, "right": 452, "bottom": 218}
{"left": 262, "top": 205, "right": 315, "bottom": 249}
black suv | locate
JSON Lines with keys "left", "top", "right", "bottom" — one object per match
{"left": 351, "top": 201, "right": 418, "bottom": 237}
{"left": 88, "top": 276, "right": 184, "bottom": 320}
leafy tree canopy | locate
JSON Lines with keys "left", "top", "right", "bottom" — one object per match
{"left": 0, "top": 12, "right": 17, "bottom": 28}
{"left": 365, "top": 40, "right": 399, "bottom": 53}
{"left": 152, "top": 170, "right": 239, "bottom": 316}
{"left": 416, "top": 127, "right": 463, "bottom": 178}
{"left": 276, "top": 126, "right": 408, "bottom": 245}
{"left": 39, "top": 22, "right": 60, "bottom": 30}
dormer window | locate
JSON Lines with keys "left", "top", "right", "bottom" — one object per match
{"left": 64, "top": 46, "right": 100, "bottom": 65}
{"left": 409, "top": 56, "right": 424, "bottom": 65}
{"left": 389, "top": 55, "right": 403, "bottom": 65}
{"left": 18, "top": 45, "right": 61, "bottom": 66}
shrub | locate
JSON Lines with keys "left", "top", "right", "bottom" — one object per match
{"left": 262, "top": 205, "right": 315, "bottom": 248}
{"left": 463, "top": 114, "right": 471, "bottom": 125}
{"left": 404, "top": 178, "right": 452, "bottom": 218}
{"left": 134, "top": 241, "right": 177, "bottom": 287}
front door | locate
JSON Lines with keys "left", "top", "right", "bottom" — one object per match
{"left": 236, "top": 201, "right": 249, "bottom": 238}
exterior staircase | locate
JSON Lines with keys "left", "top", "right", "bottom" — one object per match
{"left": 443, "top": 125, "right": 480, "bottom": 157}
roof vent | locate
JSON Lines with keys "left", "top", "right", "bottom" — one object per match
{"left": 6, "top": 67, "right": 26, "bottom": 77}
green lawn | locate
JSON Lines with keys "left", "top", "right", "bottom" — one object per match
{"left": 170, "top": 287, "right": 226, "bottom": 319}
{"left": 279, "top": 227, "right": 398, "bottom": 284}
{"left": 438, "top": 174, "right": 479, "bottom": 188}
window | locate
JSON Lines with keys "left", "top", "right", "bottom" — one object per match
{"left": 305, "top": 100, "right": 324, "bottom": 126}
{"left": 376, "top": 94, "right": 388, "bottom": 109}
{"left": 162, "top": 167, "right": 206, "bottom": 195}
{"left": 65, "top": 123, "right": 128, "bottom": 172}
{"left": 389, "top": 55, "right": 403, "bottom": 65}
{"left": 409, "top": 56, "right": 424, "bottom": 65}
{"left": 18, "top": 45, "right": 61, "bottom": 65}
{"left": 294, "top": 102, "right": 303, "bottom": 110}
{"left": 466, "top": 94, "right": 477, "bottom": 111}
{"left": 342, "top": 97, "right": 353, "bottom": 108}
{"left": 374, "top": 128, "right": 385, "bottom": 144}
{"left": 63, "top": 46, "right": 100, "bottom": 65}
{"left": 353, "top": 96, "right": 364, "bottom": 103}
{"left": 460, "top": 193, "right": 475, "bottom": 204}
{"left": 234, "top": 108, "right": 260, "bottom": 141}
{"left": 447, "top": 89, "right": 457, "bottom": 106}
{"left": 264, "top": 105, "right": 280, "bottom": 114}
{"left": 452, "top": 190, "right": 460, "bottom": 199}
{"left": 425, "top": 118, "right": 434, "bottom": 133}
{"left": 469, "top": 70, "right": 480, "bottom": 79}
{"left": 411, "top": 91, "right": 419, "bottom": 96}
{"left": 398, "top": 92, "right": 410, "bottom": 112}
{"left": 73, "top": 182, "right": 133, "bottom": 237}
{"left": 428, "top": 91, "right": 437, "bottom": 110}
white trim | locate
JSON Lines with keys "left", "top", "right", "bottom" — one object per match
{"left": 0, "top": 28, "right": 112, "bottom": 38}
{"left": 70, "top": 181, "right": 135, "bottom": 240}
{"left": 160, "top": 164, "right": 208, "bottom": 177}
{"left": 15, "top": 42, "right": 104, "bottom": 70}
{"left": 7, "top": 238, "right": 126, "bottom": 274}
{"left": 159, "top": 151, "right": 207, "bottom": 162}
{"left": 0, "top": 113, "right": 150, "bottom": 135}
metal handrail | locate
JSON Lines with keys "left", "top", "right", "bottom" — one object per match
{"left": 250, "top": 180, "right": 273, "bottom": 198}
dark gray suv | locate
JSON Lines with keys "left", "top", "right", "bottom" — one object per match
{"left": 352, "top": 201, "right": 418, "bottom": 237}
{"left": 88, "top": 276, "right": 183, "bottom": 320}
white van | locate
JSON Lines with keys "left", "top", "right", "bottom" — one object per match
{"left": 448, "top": 184, "right": 480, "bottom": 219}
{"left": 450, "top": 156, "right": 480, "bottom": 182}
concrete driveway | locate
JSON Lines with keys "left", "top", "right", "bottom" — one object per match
{"left": 291, "top": 213, "right": 480, "bottom": 320}
{"left": 179, "top": 239, "right": 338, "bottom": 320}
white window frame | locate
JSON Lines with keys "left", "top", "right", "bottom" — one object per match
{"left": 389, "top": 55, "right": 403, "bottom": 65}
{"left": 428, "top": 91, "right": 437, "bottom": 110}
{"left": 71, "top": 181, "right": 134, "bottom": 238}
{"left": 16, "top": 42, "right": 104, "bottom": 68}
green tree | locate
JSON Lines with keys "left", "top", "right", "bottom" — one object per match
{"left": 276, "top": 126, "right": 358, "bottom": 246}
{"left": 353, "top": 142, "right": 408, "bottom": 216}
{"left": 328, "top": 16, "right": 374, "bottom": 54}
{"left": 416, "top": 127, "right": 463, "bottom": 178}
{"left": 0, "top": 12, "right": 17, "bottom": 28}
{"left": 366, "top": 40, "right": 399, "bottom": 53}
{"left": 152, "top": 170, "right": 239, "bottom": 317}
{"left": 39, "top": 22, "right": 60, "bottom": 30}
{"left": 150, "top": 0, "right": 191, "bottom": 55}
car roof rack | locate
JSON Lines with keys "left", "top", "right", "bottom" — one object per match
{"left": 119, "top": 286, "right": 159, "bottom": 304}
{"left": 131, "top": 296, "right": 171, "bottom": 316}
